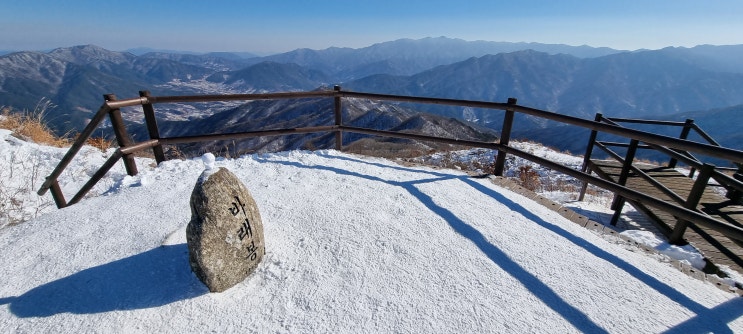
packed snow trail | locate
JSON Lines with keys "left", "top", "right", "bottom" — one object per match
{"left": 1, "top": 149, "right": 741, "bottom": 333}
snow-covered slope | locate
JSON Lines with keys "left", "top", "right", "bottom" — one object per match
{"left": 0, "top": 129, "right": 128, "bottom": 227}
{"left": 1, "top": 132, "right": 742, "bottom": 332}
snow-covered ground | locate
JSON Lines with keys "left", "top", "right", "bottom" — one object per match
{"left": 1, "top": 130, "right": 742, "bottom": 332}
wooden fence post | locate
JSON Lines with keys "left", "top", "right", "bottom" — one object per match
{"left": 610, "top": 139, "right": 639, "bottom": 226}
{"left": 669, "top": 163, "right": 715, "bottom": 244}
{"left": 49, "top": 180, "right": 67, "bottom": 209}
{"left": 493, "top": 98, "right": 517, "bottom": 176}
{"left": 668, "top": 118, "right": 694, "bottom": 168}
{"left": 579, "top": 113, "right": 603, "bottom": 201}
{"left": 727, "top": 167, "right": 743, "bottom": 201}
{"left": 139, "top": 90, "right": 166, "bottom": 163}
{"left": 104, "top": 94, "right": 138, "bottom": 176}
{"left": 334, "top": 85, "right": 343, "bottom": 151}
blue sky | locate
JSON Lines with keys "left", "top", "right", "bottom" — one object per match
{"left": 2, "top": 0, "right": 743, "bottom": 54}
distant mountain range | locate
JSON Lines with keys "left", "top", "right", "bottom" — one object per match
{"left": 2, "top": 37, "right": 743, "bottom": 155}
{"left": 205, "top": 62, "right": 331, "bottom": 91}
{"left": 0, "top": 45, "right": 211, "bottom": 129}
{"left": 345, "top": 48, "right": 743, "bottom": 119}
{"left": 124, "top": 47, "right": 260, "bottom": 59}
{"left": 241, "top": 37, "right": 625, "bottom": 80}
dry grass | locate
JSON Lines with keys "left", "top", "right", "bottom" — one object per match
{"left": 0, "top": 100, "right": 68, "bottom": 147}
{"left": 1, "top": 100, "right": 66, "bottom": 226}
{"left": 85, "top": 136, "right": 114, "bottom": 152}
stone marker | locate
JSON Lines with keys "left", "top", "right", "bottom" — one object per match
{"left": 187, "top": 160, "right": 265, "bottom": 293}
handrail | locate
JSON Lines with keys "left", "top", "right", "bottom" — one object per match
{"left": 37, "top": 88, "right": 743, "bottom": 245}
{"left": 343, "top": 90, "right": 743, "bottom": 163}
{"left": 606, "top": 117, "right": 689, "bottom": 126}
{"left": 97, "top": 89, "right": 743, "bottom": 165}
{"left": 597, "top": 141, "right": 653, "bottom": 149}
{"left": 581, "top": 113, "right": 743, "bottom": 245}
{"left": 648, "top": 143, "right": 743, "bottom": 193}
{"left": 691, "top": 123, "right": 723, "bottom": 148}
{"left": 344, "top": 90, "right": 743, "bottom": 163}
{"left": 604, "top": 116, "right": 734, "bottom": 164}
{"left": 593, "top": 141, "right": 688, "bottom": 206}
{"left": 601, "top": 115, "right": 743, "bottom": 194}
{"left": 105, "top": 91, "right": 335, "bottom": 109}
{"left": 80, "top": 89, "right": 743, "bottom": 165}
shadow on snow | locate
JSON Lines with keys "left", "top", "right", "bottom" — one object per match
{"left": 7, "top": 151, "right": 740, "bottom": 331}
{"left": 258, "top": 153, "right": 608, "bottom": 333}
{"left": 260, "top": 152, "right": 742, "bottom": 333}
{"left": 5, "top": 244, "right": 207, "bottom": 318}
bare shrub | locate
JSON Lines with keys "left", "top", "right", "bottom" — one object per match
{"left": 163, "top": 144, "right": 187, "bottom": 160}
{"left": 0, "top": 148, "right": 53, "bottom": 227}
{"left": 518, "top": 165, "right": 542, "bottom": 191}
{"left": 542, "top": 177, "right": 579, "bottom": 193}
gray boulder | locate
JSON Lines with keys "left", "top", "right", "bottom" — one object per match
{"left": 187, "top": 167, "right": 265, "bottom": 292}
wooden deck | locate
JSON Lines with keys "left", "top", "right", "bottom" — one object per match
{"left": 588, "top": 159, "right": 743, "bottom": 276}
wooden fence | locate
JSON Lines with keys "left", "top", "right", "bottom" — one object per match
{"left": 37, "top": 86, "right": 743, "bottom": 244}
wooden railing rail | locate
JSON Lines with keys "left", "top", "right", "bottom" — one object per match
{"left": 599, "top": 115, "right": 743, "bottom": 192}
{"left": 581, "top": 113, "right": 743, "bottom": 244}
